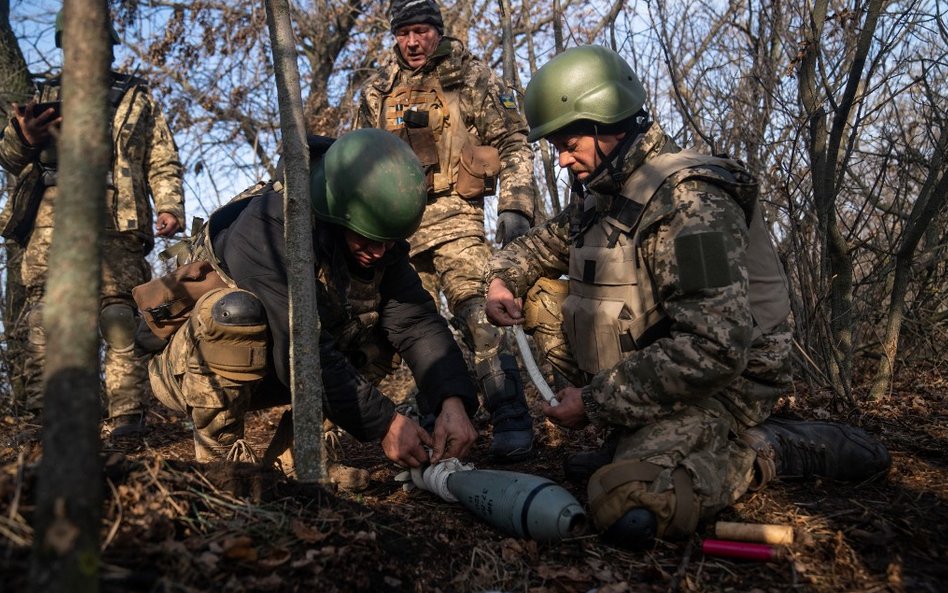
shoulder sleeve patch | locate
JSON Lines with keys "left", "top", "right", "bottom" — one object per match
{"left": 675, "top": 231, "right": 733, "bottom": 292}
{"left": 499, "top": 93, "right": 518, "bottom": 110}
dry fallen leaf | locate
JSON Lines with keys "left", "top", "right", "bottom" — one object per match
{"left": 291, "top": 518, "right": 329, "bottom": 543}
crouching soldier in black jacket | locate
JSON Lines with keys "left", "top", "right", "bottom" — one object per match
{"left": 142, "top": 129, "right": 478, "bottom": 466}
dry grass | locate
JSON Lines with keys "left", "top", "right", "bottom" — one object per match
{"left": 1, "top": 366, "right": 946, "bottom": 592}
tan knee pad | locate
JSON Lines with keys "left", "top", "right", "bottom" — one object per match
{"left": 588, "top": 460, "right": 700, "bottom": 541}
{"left": 522, "top": 278, "right": 583, "bottom": 385}
{"left": 523, "top": 277, "right": 568, "bottom": 332}
{"left": 191, "top": 288, "right": 268, "bottom": 381}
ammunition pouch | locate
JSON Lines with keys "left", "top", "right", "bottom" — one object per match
{"left": 132, "top": 260, "right": 228, "bottom": 339}
{"left": 588, "top": 460, "right": 699, "bottom": 541}
{"left": 456, "top": 143, "right": 500, "bottom": 200}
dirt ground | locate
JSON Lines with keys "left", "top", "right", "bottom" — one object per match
{"left": 1, "top": 365, "right": 946, "bottom": 593}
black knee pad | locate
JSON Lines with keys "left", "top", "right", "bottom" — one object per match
{"left": 211, "top": 290, "right": 265, "bottom": 326}
{"left": 100, "top": 303, "right": 137, "bottom": 350}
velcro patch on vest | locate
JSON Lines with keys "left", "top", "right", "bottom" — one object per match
{"left": 675, "top": 231, "right": 732, "bottom": 292}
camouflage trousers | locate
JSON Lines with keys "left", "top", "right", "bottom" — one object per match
{"left": 522, "top": 278, "right": 769, "bottom": 540}
{"left": 16, "top": 226, "right": 152, "bottom": 417}
{"left": 412, "top": 234, "right": 490, "bottom": 315}
{"left": 412, "top": 234, "right": 529, "bottom": 426}
{"left": 148, "top": 287, "right": 399, "bottom": 461}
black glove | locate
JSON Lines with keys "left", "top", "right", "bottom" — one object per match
{"left": 495, "top": 211, "right": 532, "bottom": 247}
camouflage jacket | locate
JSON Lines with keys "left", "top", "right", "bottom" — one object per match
{"left": 486, "top": 123, "right": 792, "bottom": 428}
{"left": 357, "top": 37, "right": 537, "bottom": 252}
{"left": 0, "top": 71, "right": 184, "bottom": 249}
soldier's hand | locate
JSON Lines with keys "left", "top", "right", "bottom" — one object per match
{"left": 495, "top": 210, "right": 531, "bottom": 247}
{"left": 430, "top": 397, "right": 477, "bottom": 463}
{"left": 155, "top": 212, "right": 180, "bottom": 237}
{"left": 381, "top": 412, "right": 434, "bottom": 468}
{"left": 543, "top": 387, "right": 589, "bottom": 430}
{"left": 11, "top": 101, "right": 61, "bottom": 147}
{"left": 485, "top": 277, "right": 523, "bottom": 326}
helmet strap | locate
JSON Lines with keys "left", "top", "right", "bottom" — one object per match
{"left": 587, "top": 110, "right": 652, "bottom": 186}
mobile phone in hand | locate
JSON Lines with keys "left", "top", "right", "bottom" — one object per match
{"left": 15, "top": 101, "right": 62, "bottom": 119}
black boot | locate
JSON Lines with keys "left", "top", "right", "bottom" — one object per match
{"left": 741, "top": 417, "right": 891, "bottom": 483}
{"left": 479, "top": 353, "right": 534, "bottom": 462}
{"left": 563, "top": 432, "right": 619, "bottom": 483}
{"left": 108, "top": 413, "right": 146, "bottom": 438}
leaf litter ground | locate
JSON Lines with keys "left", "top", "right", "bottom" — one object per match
{"left": 1, "top": 365, "right": 946, "bottom": 593}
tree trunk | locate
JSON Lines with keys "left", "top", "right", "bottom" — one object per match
{"left": 797, "top": 0, "right": 884, "bottom": 404}
{"left": 29, "top": 0, "right": 110, "bottom": 591}
{"left": 264, "top": 0, "right": 326, "bottom": 484}
{"left": 869, "top": 132, "right": 948, "bottom": 400}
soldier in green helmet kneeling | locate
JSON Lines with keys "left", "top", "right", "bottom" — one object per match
{"left": 143, "top": 130, "right": 478, "bottom": 466}
{"left": 485, "top": 46, "right": 891, "bottom": 547}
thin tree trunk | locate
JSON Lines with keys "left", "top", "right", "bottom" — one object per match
{"left": 29, "top": 0, "right": 109, "bottom": 591}
{"left": 264, "top": 0, "right": 326, "bottom": 484}
{"left": 869, "top": 132, "right": 948, "bottom": 400}
{"left": 797, "top": 0, "right": 884, "bottom": 404}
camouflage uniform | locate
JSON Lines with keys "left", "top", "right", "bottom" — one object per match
{"left": 486, "top": 122, "right": 793, "bottom": 538}
{"left": 147, "top": 183, "right": 478, "bottom": 460}
{"left": 0, "top": 72, "right": 185, "bottom": 416}
{"left": 357, "top": 37, "right": 538, "bottom": 451}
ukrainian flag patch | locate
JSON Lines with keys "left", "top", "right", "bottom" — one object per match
{"left": 500, "top": 93, "right": 518, "bottom": 109}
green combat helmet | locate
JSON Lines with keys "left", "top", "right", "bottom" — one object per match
{"left": 55, "top": 9, "right": 122, "bottom": 48}
{"left": 524, "top": 45, "right": 646, "bottom": 142}
{"left": 311, "top": 129, "right": 427, "bottom": 241}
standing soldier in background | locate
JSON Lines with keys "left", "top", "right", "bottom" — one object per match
{"left": 357, "top": 0, "right": 539, "bottom": 461}
{"left": 0, "top": 11, "right": 185, "bottom": 437}
{"left": 485, "top": 46, "right": 891, "bottom": 546}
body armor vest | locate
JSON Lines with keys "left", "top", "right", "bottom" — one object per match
{"left": 380, "top": 73, "right": 472, "bottom": 194}
{"left": 177, "top": 182, "right": 386, "bottom": 357}
{"left": 563, "top": 152, "right": 791, "bottom": 374}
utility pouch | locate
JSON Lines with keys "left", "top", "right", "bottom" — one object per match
{"left": 395, "top": 126, "right": 439, "bottom": 192}
{"left": 132, "top": 260, "right": 227, "bottom": 339}
{"left": 456, "top": 142, "right": 500, "bottom": 200}
{"left": 393, "top": 126, "right": 438, "bottom": 168}
{"left": 403, "top": 109, "right": 429, "bottom": 128}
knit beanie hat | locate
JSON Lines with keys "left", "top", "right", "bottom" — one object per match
{"left": 389, "top": 0, "right": 444, "bottom": 35}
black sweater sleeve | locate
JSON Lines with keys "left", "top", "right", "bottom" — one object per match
{"left": 377, "top": 251, "right": 479, "bottom": 419}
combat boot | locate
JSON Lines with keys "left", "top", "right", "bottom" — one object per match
{"left": 564, "top": 433, "right": 619, "bottom": 483}
{"left": 108, "top": 413, "right": 146, "bottom": 438}
{"left": 453, "top": 297, "right": 534, "bottom": 462}
{"left": 741, "top": 417, "right": 891, "bottom": 486}
{"left": 479, "top": 353, "right": 535, "bottom": 462}
{"left": 191, "top": 403, "right": 256, "bottom": 462}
